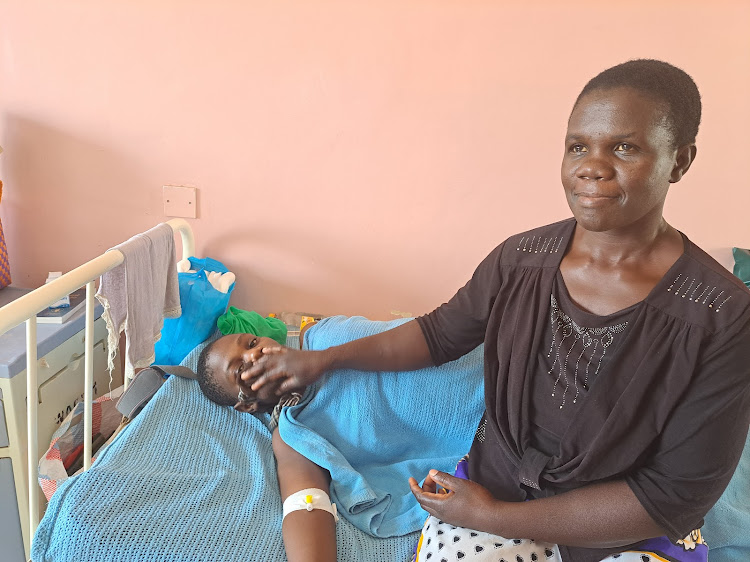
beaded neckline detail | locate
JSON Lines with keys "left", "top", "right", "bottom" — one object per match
{"left": 547, "top": 295, "right": 629, "bottom": 409}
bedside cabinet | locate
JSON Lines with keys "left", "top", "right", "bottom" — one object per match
{"left": 0, "top": 287, "right": 122, "bottom": 561}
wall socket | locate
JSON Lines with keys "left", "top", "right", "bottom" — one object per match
{"left": 163, "top": 185, "right": 197, "bottom": 218}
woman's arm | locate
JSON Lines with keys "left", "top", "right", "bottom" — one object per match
{"left": 409, "top": 471, "right": 665, "bottom": 549}
{"left": 245, "top": 319, "right": 434, "bottom": 394}
{"left": 246, "top": 242, "right": 508, "bottom": 395}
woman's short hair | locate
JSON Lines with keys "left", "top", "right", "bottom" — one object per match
{"left": 573, "top": 59, "right": 702, "bottom": 148}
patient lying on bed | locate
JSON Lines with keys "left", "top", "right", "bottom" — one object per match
{"left": 197, "top": 331, "right": 338, "bottom": 562}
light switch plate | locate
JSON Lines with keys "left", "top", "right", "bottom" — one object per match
{"left": 163, "top": 185, "right": 197, "bottom": 218}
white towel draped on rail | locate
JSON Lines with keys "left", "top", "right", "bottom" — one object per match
{"left": 96, "top": 222, "right": 181, "bottom": 379}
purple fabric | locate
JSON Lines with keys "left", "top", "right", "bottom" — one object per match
{"left": 629, "top": 535, "right": 708, "bottom": 561}
{"left": 454, "top": 456, "right": 469, "bottom": 480}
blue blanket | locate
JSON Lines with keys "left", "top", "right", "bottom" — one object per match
{"left": 31, "top": 338, "right": 422, "bottom": 561}
{"left": 278, "top": 316, "right": 485, "bottom": 538}
{"left": 702, "top": 429, "right": 750, "bottom": 562}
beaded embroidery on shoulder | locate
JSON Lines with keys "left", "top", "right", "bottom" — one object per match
{"left": 516, "top": 234, "right": 566, "bottom": 254}
{"left": 666, "top": 273, "right": 732, "bottom": 313}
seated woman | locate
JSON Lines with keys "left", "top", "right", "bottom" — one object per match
{"left": 240, "top": 59, "right": 750, "bottom": 562}
{"left": 197, "top": 331, "right": 338, "bottom": 562}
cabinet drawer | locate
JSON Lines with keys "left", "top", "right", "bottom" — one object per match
{"left": 0, "top": 458, "right": 26, "bottom": 562}
{"left": 35, "top": 317, "right": 109, "bottom": 388}
{"left": 36, "top": 340, "right": 115, "bottom": 458}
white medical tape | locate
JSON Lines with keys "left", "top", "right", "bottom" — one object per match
{"left": 282, "top": 487, "right": 339, "bottom": 522}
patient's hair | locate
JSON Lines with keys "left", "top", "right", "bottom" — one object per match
{"left": 197, "top": 341, "right": 235, "bottom": 406}
{"left": 573, "top": 59, "right": 702, "bottom": 148}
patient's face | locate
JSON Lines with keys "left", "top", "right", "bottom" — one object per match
{"left": 207, "top": 334, "right": 281, "bottom": 413}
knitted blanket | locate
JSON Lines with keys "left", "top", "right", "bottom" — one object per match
{"left": 31, "top": 339, "right": 421, "bottom": 561}
{"left": 278, "top": 315, "right": 485, "bottom": 538}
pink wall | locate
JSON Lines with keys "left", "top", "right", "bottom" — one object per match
{"left": 1, "top": 1, "right": 749, "bottom": 320}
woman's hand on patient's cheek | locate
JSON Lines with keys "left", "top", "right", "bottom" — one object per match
{"left": 409, "top": 470, "right": 499, "bottom": 532}
{"left": 243, "top": 347, "right": 325, "bottom": 394}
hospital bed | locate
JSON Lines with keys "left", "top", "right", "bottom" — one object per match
{"left": 0, "top": 219, "right": 485, "bottom": 561}
{"left": 0, "top": 221, "right": 746, "bottom": 562}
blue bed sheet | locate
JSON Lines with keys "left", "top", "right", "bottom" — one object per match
{"left": 31, "top": 338, "right": 421, "bottom": 561}
{"left": 280, "top": 316, "right": 485, "bottom": 538}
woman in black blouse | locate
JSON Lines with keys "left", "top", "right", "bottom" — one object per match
{"left": 248, "top": 60, "right": 750, "bottom": 562}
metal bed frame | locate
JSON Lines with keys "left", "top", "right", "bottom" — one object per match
{"left": 0, "top": 218, "right": 194, "bottom": 556}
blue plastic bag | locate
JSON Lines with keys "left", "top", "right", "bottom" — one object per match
{"left": 154, "top": 257, "right": 235, "bottom": 365}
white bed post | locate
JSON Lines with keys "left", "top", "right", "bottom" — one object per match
{"left": 170, "top": 218, "right": 195, "bottom": 261}
{"left": 3, "top": 219, "right": 195, "bottom": 550}
{"left": 26, "top": 316, "right": 39, "bottom": 537}
{"left": 83, "top": 281, "right": 96, "bottom": 472}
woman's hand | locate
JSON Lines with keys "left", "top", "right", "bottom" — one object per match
{"left": 242, "top": 346, "right": 326, "bottom": 395}
{"left": 408, "top": 469, "right": 501, "bottom": 532}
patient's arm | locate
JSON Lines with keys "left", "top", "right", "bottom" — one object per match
{"left": 247, "top": 319, "right": 433, "bottom": 394}
{"left": 273, "top": 428, "right": 337, "bottom": 562}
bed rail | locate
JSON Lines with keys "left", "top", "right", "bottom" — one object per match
{"left": 0, "top": 218, "right": 194, "bottom": 550}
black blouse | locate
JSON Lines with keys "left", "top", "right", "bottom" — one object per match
{"left": 418, "top": 218, "right": 750, "bottom": 562}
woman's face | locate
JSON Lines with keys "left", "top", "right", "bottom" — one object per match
{"left": 561, "top": 86, "right": 684, "bottom": 234}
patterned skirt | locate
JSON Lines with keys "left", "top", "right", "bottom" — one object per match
{"left": 411, "top": 459, "right": 708, "bottom": 562}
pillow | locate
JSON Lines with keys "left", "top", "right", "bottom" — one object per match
{"left": 702, "top": 430, "right": 750, "bottom": 562}
{"left": 731, "top": 247, "right": 750, "bottom": 287}
{"left": 702, "top": 248, "right": 750, "bottom": 561}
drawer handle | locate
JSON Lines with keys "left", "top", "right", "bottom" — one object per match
{"left": 70, "top": 345, "right": 104, "bottom": 362}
